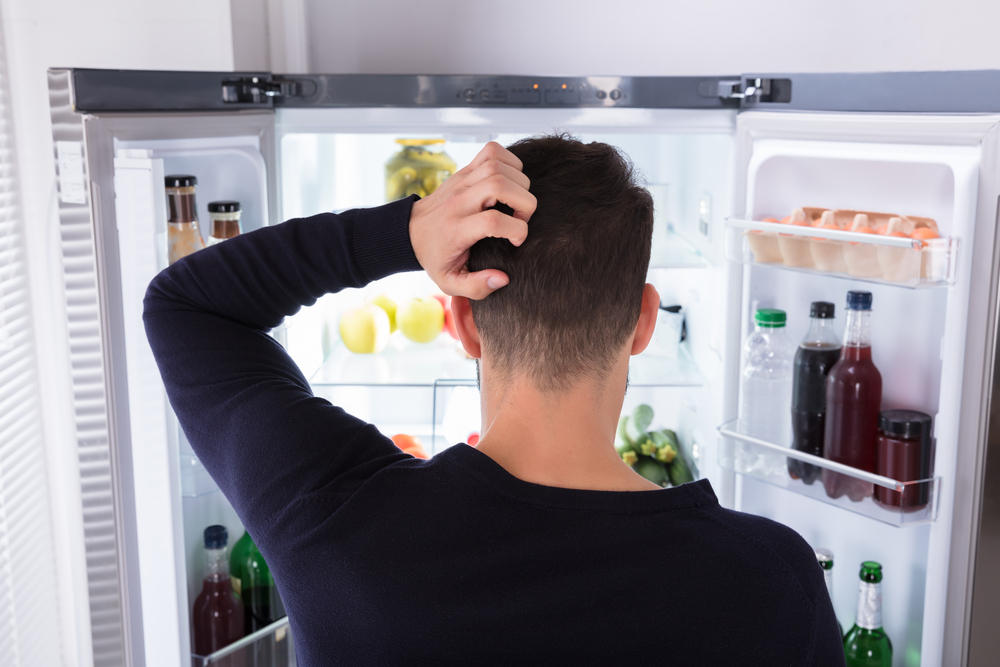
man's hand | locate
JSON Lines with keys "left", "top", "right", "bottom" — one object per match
{"left": 409, "top": 142, "right": 536, "bottom": 300}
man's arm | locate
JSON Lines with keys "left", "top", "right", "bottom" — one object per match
{"left": 143, "top": 142, "right": 535, "bottom": 541}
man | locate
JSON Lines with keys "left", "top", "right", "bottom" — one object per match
{"left": 145, "top": 137, "right": 844, "bottom": 665}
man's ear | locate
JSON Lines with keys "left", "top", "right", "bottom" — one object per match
{"left": 630, "top": 284, "right": 660, "bottom": 356}
{"left": 451, "top": 296, "right": 482, "bottom": 359}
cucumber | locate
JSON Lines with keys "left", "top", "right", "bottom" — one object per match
{"left": 635, "top": 457, "right": 667, "bottom": 486}
{"left": 635, "top": 434, "right": 657, "bottom": 457}
{"left": 631, "top": 404, "right": 654, "bottom": 434}
{"left": 616, "top": 415, "right": 634, "bottom": 448}
{"left": 664, "top": 428, "right": 700, "bottom": 480}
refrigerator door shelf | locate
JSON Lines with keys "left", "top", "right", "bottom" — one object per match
{"left": 310, "top": 339, "right": 705, "bottom": 388}
{"left": 725, "top": 218, "right": 957, "bottom": 288}
{"left": 190, "top": 617, "right": 291, "bottom": 667}
{"left": 718, "top": 419, "right": 940, "bottom": 527}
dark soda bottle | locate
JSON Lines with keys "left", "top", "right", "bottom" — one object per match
{"left": 789, "top": 301, "right": 840, "bottom": 484}
{"left": 192, "top": 525, "right": 245, "bottom": 663}
{"left": 231, "top": 531, "right": 288, "bottom": 667}
{"left": 823, "top": 291, "right": 882, "bottom": 501}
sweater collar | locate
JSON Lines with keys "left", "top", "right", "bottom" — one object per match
{"left": 438, "top": 444, "right": 717, "bottom": 514}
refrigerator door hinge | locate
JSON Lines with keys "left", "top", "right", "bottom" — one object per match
{"left": 718, "top": 78, "right": 767, "bottom": 101}
{"left": 222, "top": 76, "right": 308, "bottom": 104}
{"left": 718, "top": 77, "right": 792, "bottom": 106}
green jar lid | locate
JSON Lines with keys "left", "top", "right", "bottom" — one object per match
{"left": 755, "top": 308, "right": 786, "bottom": 328}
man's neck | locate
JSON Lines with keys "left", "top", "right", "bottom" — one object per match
{"left": 473, "top": 358, "right": 660, "bottom": 492}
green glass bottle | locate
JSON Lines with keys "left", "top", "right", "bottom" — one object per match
{"left": 229, "top": 530, "right": 288, "bottom": 667}
{"left": 815, "top": 548, "right": 844, "bottom": 639}
{"left": 843, "top": 561, "right": 892, "bottom": 667}
{"left": 229, "top": 530, "right": 253, "bottom": 599}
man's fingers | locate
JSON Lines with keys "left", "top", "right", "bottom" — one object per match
{"left": 463, "top": 158, "right": 530, "bottom": 192}
{"left": 458, "top": 209, "right": 530, "bottom": 249}
{"left": 465, "top": 141, "right": 524, "bottom": 173}
{"left": 445, "top": 269, "right": 509, "bottom": 301}
{"left": 463, "top": 175, "right": 537, "bottom": 222}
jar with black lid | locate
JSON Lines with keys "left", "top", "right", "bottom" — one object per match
{"left": 165, "top": 175, "right": 205, "bottom": 264}
{"left": 206, "top": 201, "right": 242, "bottom": 246}
{"left": 875, "top": 409, "right": 932, "bottom": 512}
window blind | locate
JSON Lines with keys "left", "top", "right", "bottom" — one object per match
{"left": 0, "top": 8, "right": 64, "bottom": 667}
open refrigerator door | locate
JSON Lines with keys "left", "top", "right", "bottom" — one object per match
{"left": 50, "top": 69, "right": 291, "bottom": 666}
{"left": 720, "top": 110, "right": 1000, "bottom": 665}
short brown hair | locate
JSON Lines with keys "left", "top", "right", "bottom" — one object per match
{"left": 468, "top": 135, "right": 654, "bottom": 391}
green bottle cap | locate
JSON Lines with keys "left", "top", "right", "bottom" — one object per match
{"left": 859, "top": 561, "right": 883, "bottom": 583}
{"left": 755, "top": 308, "right": 786, "bottom": 328}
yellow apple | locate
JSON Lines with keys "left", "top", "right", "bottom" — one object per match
{"left": 339, "top": 304, "right": 390, "bottom": 354}
{"left": 398, "top": 297, "right": 445, "bottom": 343}
{"left": 369, "top": 293, "right": 398, "bottom": 333}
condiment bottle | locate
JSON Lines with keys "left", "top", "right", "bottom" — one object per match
{"left": 207, "top": 201, "right": 242, "bottom": 246}
{"left": 191, "top": 525, "right": 244, "bottom": 657}
{"left": 875, "top": 410, "right": 932, "bottom": 512}
{"left": 823, "top": 291, "right": 882, "bottom": 502}
{"left": 789, "top": 301, "right": 840, "bottom": 484}
{"left": 166, "top": 175, "right": 205, "bottom": 264}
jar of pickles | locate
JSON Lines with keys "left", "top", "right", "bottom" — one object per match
{"left": 385, "top": 139, "right": 457, "bottom": 202}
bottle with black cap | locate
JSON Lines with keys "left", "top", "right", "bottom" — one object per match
{"left": 206, "top": 201, "right": 242, "bottom": 247}
{"left": 789, "top": 301, "right": 841, "bottom": 484}
{"left": 192, "top": 525, "right": 244, "bottom": 658}
{"left": 165, "top": 175, "right": 205, "bottom": 264}
{"left": 823, "top": 290, "right": 883, "bottom": 502}
{"left": 875, "top": 410, "right": 933, "bottom": 512}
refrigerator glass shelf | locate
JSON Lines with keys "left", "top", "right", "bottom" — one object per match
{"left": 310, "top": 339, "right": 704, "bottom": 388}
{"left": 649, "top": 229, "right": 708, "bottom": 269}
{"left": 180, "top": 453, "right": 221, "bottom": 498}
{"left": 717, "top": 419, "right": 940, "bottom": 527}
{"left": 725, "top": 218, "right": 957, "bottom": 288}
{"left": 191, "top": 616, "right": 291, "bottom": 666}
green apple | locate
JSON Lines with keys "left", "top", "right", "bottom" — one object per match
{"left": 398, "top": 297, "right": 445, "bottom": 343}
{"left": 339, "top": 304, "right": 390, "bottom": 354}
{"left": 370, "top": 293, "right": 398, "bottom": 333}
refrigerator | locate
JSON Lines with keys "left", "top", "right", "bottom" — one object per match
{"left": 46, "top": 68, "right": 1000, "bottom": 666}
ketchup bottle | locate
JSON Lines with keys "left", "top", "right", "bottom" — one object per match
{"left": 822, "top": 291, "right": 882, "bottom": 501}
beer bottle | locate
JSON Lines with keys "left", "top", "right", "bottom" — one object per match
{"left": 815, "top": 547, "right": 844, "bottom": 638}
{"left": 843, "top": 561, "right": 892, "bottom": 667}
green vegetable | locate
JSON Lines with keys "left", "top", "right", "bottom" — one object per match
{"left": 664, "top": 428, "right": 700, "bottom": 481}
{"left": 635, "top": 457, "right": 667, "bottom": 486}
{"left": 636, "top": 434, "right": 658, "bottom": 457}
{"left": 648, "top": 431, "right": 674, "bottom": 463}
{"left": 616, "top": 415, "right": 634, "bottom": 449}
{"left": 631, "top": 404, "right": 654, "bottom": 434}
{"left": 655, "top": 443, "right": 676, "bottom": 464}
{"left": 668, "top": 456, "right": 694, "bottom": 486}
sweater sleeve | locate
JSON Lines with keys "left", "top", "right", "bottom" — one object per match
{"left": 143, "top": 196, "right": 423, "bottom": 540}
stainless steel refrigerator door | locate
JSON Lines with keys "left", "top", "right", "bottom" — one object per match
{"left": 49, "top": 68, "right": 278, "bottom": 667}
{"left": 728, "top": 110, "right": 1000, "bottom": 666}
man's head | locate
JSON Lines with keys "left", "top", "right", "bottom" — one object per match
{"left": 462, "top": 135, "right": 655, "bottom": 391}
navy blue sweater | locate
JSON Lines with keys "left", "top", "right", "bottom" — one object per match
{"left": 143, "top": 197, "right": 845, "bottom": 666}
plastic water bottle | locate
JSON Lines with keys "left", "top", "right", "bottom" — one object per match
{"left": 738, "top": 308, "right": 795, "bottom": 448}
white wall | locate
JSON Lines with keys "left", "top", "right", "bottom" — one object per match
{"left": 0, "top": 2, "right": 234, "bottom": 665}
{"left": 301, "top": 0, "right": 1000, "bottom": 75}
